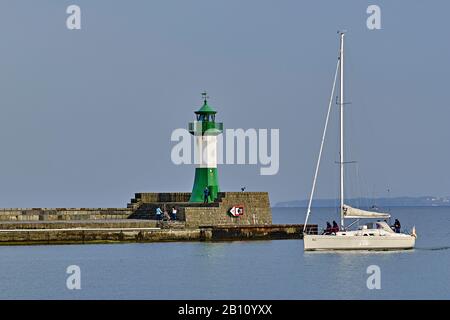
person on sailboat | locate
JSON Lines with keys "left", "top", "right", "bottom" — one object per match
{"left": 322, "top": 222, "right": 332, "bottom": 235}
{"left": 332, "top": 221, "right": 340, "bottom": 234}
{"left": 393, "top": 219, "right": 401, "bottom": 233}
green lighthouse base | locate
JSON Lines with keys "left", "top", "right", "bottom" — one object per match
{"left": 189, "top": 167, "right": 219, "bottom": 203}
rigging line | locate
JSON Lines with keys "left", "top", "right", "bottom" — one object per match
{"left": 303, "top": 58, "right": 340, "bottom": 233}
{"left": 356, "top": 162, "right": 362, "bottom": 209}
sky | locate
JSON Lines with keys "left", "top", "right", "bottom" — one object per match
{"left": 0, "top": 0, "right": 449, "bottom": 207}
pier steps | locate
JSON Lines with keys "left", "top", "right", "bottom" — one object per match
{"left": 129, "top": 202, "right": 221, "bottom": 220}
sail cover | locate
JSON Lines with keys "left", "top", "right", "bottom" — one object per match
{"left": 343, "top": 205, "right": 391, "bottom": 219}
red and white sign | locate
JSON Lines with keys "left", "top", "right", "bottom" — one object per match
{"left": 230, "top": 205, "right": 244, "bottom": 217}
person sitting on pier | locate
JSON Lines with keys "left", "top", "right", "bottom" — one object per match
{"left": 155, "top": 207, "right": 163, "bottom": 220}
{"left": 331, "top": 221, "right": 340, "bottom": 234}
{"left": 171, "top": 206, "right": 177, "bottom": 221}
{"left": 163, "top": 208, "right": 171, "bottom": 221}
{"left": 393, "top": 219, "right": 401, "bottom": 233}
{"left": 323, "top": 222, "right": 332, "bottom": 235}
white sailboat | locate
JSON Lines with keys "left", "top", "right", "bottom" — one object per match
{"left": 303, "top": 32, "right": 416, "bottom": 251}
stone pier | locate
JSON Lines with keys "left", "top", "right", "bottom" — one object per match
{"left": 128, "top": 192, "right": 272, "bottom": 227}
{"left": 0, "top": 192, "right": 317, "bottom": 245}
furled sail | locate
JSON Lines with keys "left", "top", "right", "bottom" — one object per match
{"left": 342, "top": 205, "right": 391, "bottom": 219}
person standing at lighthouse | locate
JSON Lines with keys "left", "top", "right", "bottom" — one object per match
{"left": 188, "top": 92, "right": 223, "bottom": 203}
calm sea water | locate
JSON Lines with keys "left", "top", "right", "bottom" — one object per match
{"left": 0, "top": 207, "right": 448, "bottom": 300}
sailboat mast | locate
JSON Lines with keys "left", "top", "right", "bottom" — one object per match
{"left": 339, "top": 31, "right": 345, "bottom": 229}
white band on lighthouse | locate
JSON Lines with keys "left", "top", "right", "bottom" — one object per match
{"left": 195, "top": 135, "right": 218, "bottom": 168}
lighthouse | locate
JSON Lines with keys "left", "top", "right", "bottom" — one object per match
{"left": 188, "top": 92, "right": 223, "bottom": 203}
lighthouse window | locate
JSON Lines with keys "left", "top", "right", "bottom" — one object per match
{"left": 196, "top": 114, "right": 214, "bottom": 122}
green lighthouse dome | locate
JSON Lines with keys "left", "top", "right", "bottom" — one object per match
{"left": 189, "top": 93, "right": 223, "bottom": 136}
{"left": 195, "top": 99, "right": 217, "bottom": 115}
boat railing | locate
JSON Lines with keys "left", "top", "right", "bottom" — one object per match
{"left": 303, "top": 225, "right": 318, "bottom": 235}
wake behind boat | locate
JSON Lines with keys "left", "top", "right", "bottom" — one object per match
{"left": 302, "top": 32, "right": 416, "bottom": 251}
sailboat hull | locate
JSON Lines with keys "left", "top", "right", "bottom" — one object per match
{"left": 303, "top": 234, "right": 415, "bottom": 251}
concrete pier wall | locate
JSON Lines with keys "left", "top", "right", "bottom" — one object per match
{"left": 128, "top": 192, "right": 272, "bottom": 227}
{"left": 0, "top": 224, "right": 316, "bottom": 245}
{"left": 184, "top": 192, "right": 272, "bottom": 227}
{"left": 0, "top": 192, "right": 272, "bottom": 227}
{"left": 0, "top": 228, "right": 201, "bottom": 245}
{"left": 0, "top": 208, "right": 132, "bottom": 221}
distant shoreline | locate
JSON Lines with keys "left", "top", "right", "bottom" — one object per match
{"left": 273, "top": 205, "right": 450, "bottom": 208}
{"left": 274, "top": 196, "right": 450, "bottom": 208}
